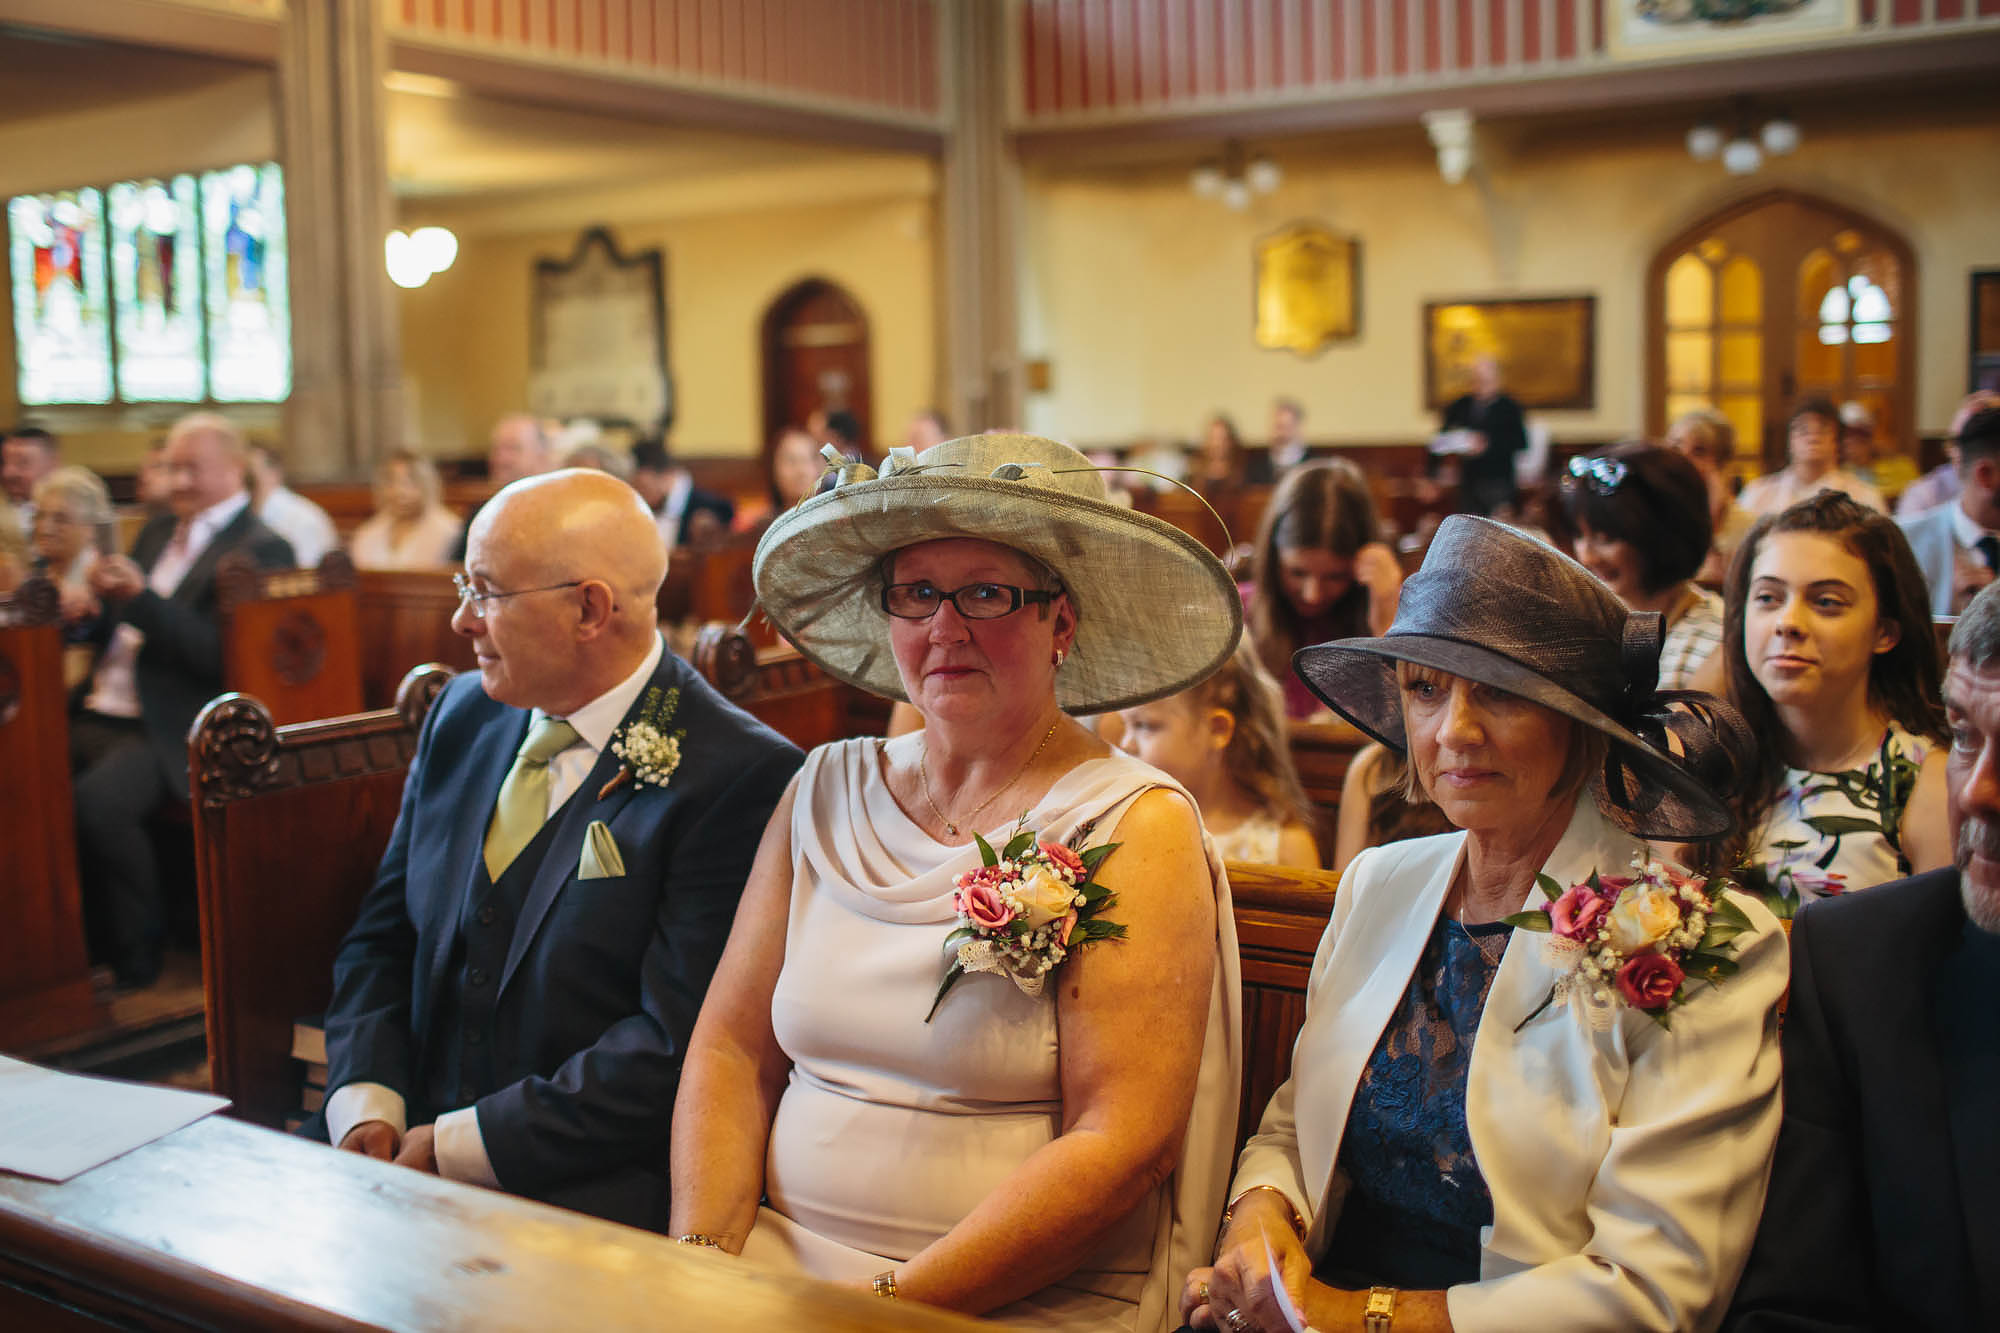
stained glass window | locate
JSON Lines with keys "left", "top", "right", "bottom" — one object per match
{"left": 201, "top": 162, "right": 290, "bottom": 403}
{"left": 8, "top": 189, "right": 113, "bottom": 404}
{"left": 109, "top": 176, "right": 204, "bottom": 402}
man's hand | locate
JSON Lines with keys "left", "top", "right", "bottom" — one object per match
{"left": 392, "top": 1123, "right": 440, "bottom": 1174}
{"left": 58, "top": 584, "right": 99, "bottom": 624}
{"left": 88, "top": 555, "right": 145, "bottom": 602}
{"left": 337, "top": 1120, "right": 400, "bottom": 1161}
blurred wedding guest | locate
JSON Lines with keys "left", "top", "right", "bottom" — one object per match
{"left": 560, "top": 440, "right": 634, "bottom": 482}
{"left": 823, "top": 409, "right": 865, "bottom": 461}
{"left": 3, "top": 424, "right": 60, "bottom": 527}
{"left": 451, "top": 413, "right": 556, "bottom": 562}
{"left": 673, "top": 432, "right": 1242, "bottom": 1327}
{"left": 348, "top": 451, "right": 461, "bottom": 571}
{"left": 1194, "top": 414, "right": 1274, "bottom": 491}
{"left": 904, "top": 408, "right": 950, "bottom": 453}
{"left": 1560, "top": 443, "right": 1725, "bottom": 691}
{"left": 1897, "top": 406, "right": 2000, "bottom": 617}
{"left": 1330, "top": 741, "right": 1453, "bottom": 876}
{"left": 1246, "top": 460, "right": 1401, "bottom": 720}
{"left": 1186, "top": 514, "right": 1782, "bottom": 1333}
{"left": 136, "top": 438, "right": 175, "bottom": 516}
{"left": 1898, "top": 388, "right": 2000, "bottom": 518}
{"left": 1725, "top": 583, "right": 2000, "bottom": 1332}
{"left": 1666, "top": 408, "right": 1754, "bottom": 580}
{"left": 1738, "top": 397, "right": 1886, "bottom": 517}
{"left": 31, "top": 468, "right": 116, "bottom": 669}
{"left": 1117, "top": 638, "right": 1319, "bottom": 868}
{"left": 735, "top": 426, "right": 826, "bottom": 536}
{"left": 248, "top": 442, "right": 337, "bottom": 568}
{"left": 1839, "top": 400, "right": 1917, "bottom": 497}
{"left": 0, "top": 506, "right": 27, "bottom": 595}
{"left": 1437, "top": 358, "right": 1527, "bottom": 516}
{"left": 1726, "top": 492, "right": 1949, "bottom": 913}
{"left": 630, "top": 435, "right": 732, "bottom": 553}
{"left": 73, "top": 413, "right": 293, "bottom": 986}
{"left": 1268, "top": 397, "right": 1310, "bottom": 473}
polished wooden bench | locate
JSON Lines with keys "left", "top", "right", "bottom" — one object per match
{"left": 693, "top": 622, "right": 892, "bottom": 749}
{"left": 0, "top": 578, "right": 105, "bottom": 1051}
{"left": 0, "top": 1113, "right": 986, "bottom": 1332}
{"left": 188, "top": 665, "right": 455, "bottom": 1128}
{"left": 1227, "top": 860, "right": 1339, "bottom": 1155}
{"left": 216, "top": 551, "right": 366, "bottom": 726}
{"left": 354, "top": 567, "right": 477, "bottom": 709}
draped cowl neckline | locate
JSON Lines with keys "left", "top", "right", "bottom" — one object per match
{"left": 789, "top": 738, "right": 1172, "bottom": 925}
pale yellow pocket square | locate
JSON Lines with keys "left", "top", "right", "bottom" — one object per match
{"left": 578, "top": 820, "right": 627, "bottom": 880}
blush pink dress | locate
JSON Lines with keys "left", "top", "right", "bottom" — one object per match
{"left": 736, "top": 739, "right": 1243, "bottom": 1331}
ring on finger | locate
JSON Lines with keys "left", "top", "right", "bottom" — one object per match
{"left": 1196, "top": 1281, "right": 1211, "bottom": 1305}
{"left": 1225, "top": 1309, "right": 1251, "bottom": 1332}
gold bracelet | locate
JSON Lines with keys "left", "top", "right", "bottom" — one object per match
{"left": 1221, "top": 1185, "right": 1307, "bottom": 1239}
{"left": 871, "top": 1270, "right": 900, "bottom": 1299}
{"left": 676, "top": 1233, "right": 723, "bottom": 1248}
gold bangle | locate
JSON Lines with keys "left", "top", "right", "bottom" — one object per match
{"left": 1221, "top": 1185, "right": 1306, "bottom": 1239}
{"left": 871, "top": 1270, "right": 900, "bottom": 1299}
{"left": 676, "top": 1233, "right": 722, "bottom": 1248}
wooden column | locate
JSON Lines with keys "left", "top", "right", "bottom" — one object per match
{"left": 277, "top": 0, "right": 403, "bottom": 482}
{"left": 936, "top": 0, "right": 1022, "bottom": 435}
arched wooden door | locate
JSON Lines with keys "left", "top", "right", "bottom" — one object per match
{"left": 1647, "top": 190, "right": 1916, "bottom": 478}
{"left": 761, "top": 278, "right": 872, "bottom": 460}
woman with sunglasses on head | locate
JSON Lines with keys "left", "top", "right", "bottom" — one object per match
{"left": 671, "top": 436, "right": 1244, "bottom": 1329}
{"left": 1724, "top": 491, "right": 1951, "bottom": 912}
{"left": 1560, "top": 443, "right": 1726, "bottom": 693}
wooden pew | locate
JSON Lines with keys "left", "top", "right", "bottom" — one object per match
{"left": 1227, "top": 860, "right": 1339, "bottom": 1158}
{"left": 354, "top": 567, "right": 477, "bottom": 709}
{"left": 188, "top": 665, "right": 455, "bottom": 1128}
{"left": 215, "top": 552, "right": 366, "bottom": 727}
{"left": 692, "top": 621, "right": 892, "bottom": 750}
{"left": 0, "top": 1115, "right": 986, "bottom": 1333}
{"left": 0, "top": 579, "right": 106, "bottom": 1051}
{"left": 1288, "top": 718, "right": 1369, "bottom": 849}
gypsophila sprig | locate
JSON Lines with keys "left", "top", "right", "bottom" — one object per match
{"left": 1502, "top": 854, "right": 1754, "bottom": 1032}
{"left": 601, "top": 685, "right": 684, "bottom": 797}
{"left": 925, "top": 818, "right": 1126, "bottom": 1022}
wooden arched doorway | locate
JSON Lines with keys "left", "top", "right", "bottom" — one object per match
{"left": 760, "top": 278, "right": 872, "bottom": 462}
{"left": 1646, "top": 190, "right": 1916, "bottom": 478}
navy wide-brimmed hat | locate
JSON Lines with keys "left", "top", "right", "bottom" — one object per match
{"left": 1294, "top": 515, "right": 1746, "bottom": 841}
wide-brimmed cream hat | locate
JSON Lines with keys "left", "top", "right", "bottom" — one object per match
{"left": 752, "top": 433, "right": 1242, "bottom": 714}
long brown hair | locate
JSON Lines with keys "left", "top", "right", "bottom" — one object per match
{"left": 1248, "top": 459, "right": 1380, "bottom": 684}
{"left": 1187, "top": 637, "right": 1315, "bottom": 833}
{"left": 1723, "top": 491, "right": 1948, "bottom": 837}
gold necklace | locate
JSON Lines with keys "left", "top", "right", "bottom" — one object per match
{"left": 920, "top": 719, "right": 1060, "bottom": 838}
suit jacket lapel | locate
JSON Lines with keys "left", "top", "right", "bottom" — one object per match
{"left": 1935, "top": 920, "right": 2000, "bottom": 1316}
{"left": 420, "top": 705, "right": 527, "bottom": 1020}
{"left": 173, "top": 505, "right": 257, "bottom": 602}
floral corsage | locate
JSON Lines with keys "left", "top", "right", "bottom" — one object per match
{"left": 926, "top": 822, "right": 1125, "bottom": 1022}
{"left": 1503, "top": 855, "right": 1754, "bottom": 1031}
{"left": 598, "top": 685, "right": 684, "bottom": 798}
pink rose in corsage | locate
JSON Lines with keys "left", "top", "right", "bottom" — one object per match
{"left": 927, "top": 823, "right": 1126, "bottom": 1022}
{"left": 1504, "top": 856, "right": 1754, "bottom": 1031}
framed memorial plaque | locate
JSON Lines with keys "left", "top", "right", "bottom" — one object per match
{"left": 1972, "top": 269, "right": 2000, "bottom": 393}
{"left": 1605, "top": 0, "right": 1855, "bottom": 62}
{"left": 1254, "top": 222, "right": 1360, "bottom": 356}
{"left": 1424, "top": 295, "right": 1596, "bottom": 411}
{"left": 530, "top": 227, "right": 671, "bottom": 428}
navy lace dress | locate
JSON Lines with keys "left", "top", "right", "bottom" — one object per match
{"left": 1315, "top": 916, "right": 1512, "bottom": 1290}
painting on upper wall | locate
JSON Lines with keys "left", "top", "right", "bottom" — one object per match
{"left": 109, "top": 176, "right": 204, "bottom": 403}
{"left": 201, "top": 162, "right": 291, "bottom": 403}
{"left": 530, "top": 227, "right": 671, "bottom": 430}
{"left": 1605, "top": 0, "right": 1856, "bottom": 62}
{"left": 1254, "top": 223, "right": 1360, "bottom": 357}
{"left": 1424, "top": 296, "right": 1596, "bottom": 411}
{"left": 7, "top": 189, "right": 113, "bottom": 405}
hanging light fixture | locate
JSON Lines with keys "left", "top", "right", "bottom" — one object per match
{"left": 1188, "top": 141, "right": 1282, "bottom": 209}
{"left": 1685, "top": 123, "right": 1723, "bottom": 161}
{"left": 1685, "top": 98, "right": 1799, "bottom": 175}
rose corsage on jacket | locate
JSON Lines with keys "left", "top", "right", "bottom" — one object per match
{"left": 1503, "top": 855, "right": 1755, "bottom": 1031}
{"left": 926, "top": 823, "right": 1124, "bottom": 1021}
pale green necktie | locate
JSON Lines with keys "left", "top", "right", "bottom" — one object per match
{"left": 482, "top": 716, "right": 580, "bottom": 879}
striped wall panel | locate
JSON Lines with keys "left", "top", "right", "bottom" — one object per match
{"left": 386, "top": 0, "right": 942, "bottom": 121}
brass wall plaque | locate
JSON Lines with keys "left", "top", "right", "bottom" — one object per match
{"left": 1255, "top": 223, "right": 1360, "bottom": 357}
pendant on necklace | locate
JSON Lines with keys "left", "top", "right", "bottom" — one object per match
{"left": 945, "top": 821, "right": 958, "bottom": 836}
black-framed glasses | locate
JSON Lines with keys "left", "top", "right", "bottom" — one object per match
{"left": 1566, "top": 454, "right": 1629, "bottom": 495}
{"left": 880, "top": 581, "right": 1057, "bottom": 621}
{"left": 453, "top": 573, "right": 585, "bottom": 615}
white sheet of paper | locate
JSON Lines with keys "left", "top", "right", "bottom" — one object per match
{"left": 0, "top": 1055, "right": 229, "bottom": 1182}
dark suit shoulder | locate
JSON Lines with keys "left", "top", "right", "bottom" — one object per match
{"left": 1792, "top": 870, "right": 1964, "bottom": 1009}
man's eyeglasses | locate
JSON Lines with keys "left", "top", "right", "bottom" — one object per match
{"left": 880, "top": 581, "right": 1057, "bottom": 621}
{"left": 1566, "top": 455, "right": 1629, "bottom": 496}
{"left": 453, "top": 573, "right": 585, "bottom": 615}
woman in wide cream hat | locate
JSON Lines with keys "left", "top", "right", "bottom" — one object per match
{"left": 673, "top": 434, "right": 1244, "bottom": 1331}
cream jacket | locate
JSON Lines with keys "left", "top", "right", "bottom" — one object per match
{"left": 1232, "top": 798, "right": 1786, "bottom": 1333}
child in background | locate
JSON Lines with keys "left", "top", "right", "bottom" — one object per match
{"left": 1117, "top": 639, "right": 1321, "bottom": 868}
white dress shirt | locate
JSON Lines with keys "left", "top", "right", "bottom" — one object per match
{"left": 653, "top": 471, "right": 692, "bottom": 553}
{"left": 84, "top": 492, "right": 249, "bottom": 719}
{"left": 324, "top": 633, "right": 665, "bottom": 1184}
{"left": 258, "top": 486, "right": 337, "bottom": 568}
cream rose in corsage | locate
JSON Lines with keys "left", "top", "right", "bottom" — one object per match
{"left": 928, "top": 824, "right": 1123, "bottom": 1021}
{"left": 1505, "top": 855, "right": 1754, "bottom": 1031}
{"left": 600, "top": 685, "right": 685, "bottom": 798}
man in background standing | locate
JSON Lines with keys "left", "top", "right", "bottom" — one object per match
{"left": 1438, "top": 357, "right": 1527, "bottom": 516}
